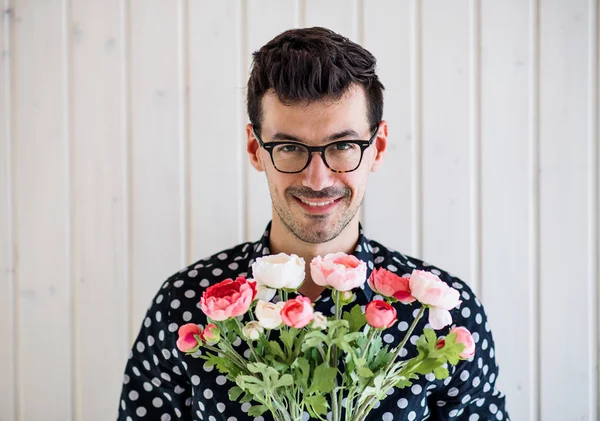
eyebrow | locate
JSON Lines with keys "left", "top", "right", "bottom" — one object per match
{"left": 270, "top": 129, "right": 361, "bottom": 143}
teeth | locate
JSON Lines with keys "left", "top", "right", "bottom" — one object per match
{"left": 299, "top": 198, "right": 336, "bottom": 207}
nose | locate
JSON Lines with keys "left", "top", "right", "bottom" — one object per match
{"left": 301, "top": 152, "right": 335, "bottom": 191}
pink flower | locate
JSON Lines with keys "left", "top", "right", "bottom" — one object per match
{"left": 176, "top": 323, "right": 201, "bottom": 352}
{"left": 280, "top": 296, "right": 314, "bottom": 328}
{"left": 450, "top": 326, "right": 476, "bottom": 359}
{"left": 409, "top": 270, "right": 461, "bottom": 330}
{"left": 200, "top": 323, "right": 220, "bottom": 344}
{"left": 368, "top": 267, "right": 416, "bottom": 304}
{"left": 310, "top": 253, "right": 367, "bottom": 292}
{"left": 365, "top": 300, "right": 397, "bottom": 329}
{"left": 200, "top": 276, "right": 257, "bottom": 321}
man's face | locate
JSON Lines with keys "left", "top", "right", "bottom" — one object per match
{"left": 247, "top": 85, "right": 387, "bottom": 244}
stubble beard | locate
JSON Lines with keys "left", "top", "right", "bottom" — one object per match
{"left": 272, "top": 188, "right": 363, "bottom": 244}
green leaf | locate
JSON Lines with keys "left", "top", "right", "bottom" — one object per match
{"left": 275, "top": 374, "right": 294, "bottom": 389}
{"left": 342, "top": 304, "right": 367, "bottom": 332}
{"left": 305, "top": 394, "right": 329, "bottom": 417}
{"left": 356, "top": 366, "right": 374, "bottom": 378}
{"left": 228, "top": 386, "right": 244, "bottom": 401}
{"left": 433, "top": 366, "right": 449, "bottom": 380}
{"left": 291, "top": 357, "right": 310, "bottom": 390}
{"left": 424, "top": 328, "right": 437, "bottom": 346}
{"left": 267, "top": 341, "right": 286, "bottom": 360}
{"left": 307, "top": 363, "right": 337, "bottom": 395}
{"left": 248, "top": 405, "right": 269, "bottom": 417}
{"left": 280, "top": 328, "right": 299, "bottom": 353}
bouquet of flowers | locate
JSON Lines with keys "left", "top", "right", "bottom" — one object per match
{"left": 175, "top": 252, "right": 475, "bottom": 421}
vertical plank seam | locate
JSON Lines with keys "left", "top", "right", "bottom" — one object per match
{"left": 469, "top": 0, "right": 482, "bottom": 298}
{"left": 178, "top": 0, "right": 191, "bottom": 266}
{"left": 3, "top": 1, "right": 17, "bottom": 419}
{"left": 357, "top": 0, "right": 365, "bottom": 228}
{"left": 120, "top": 0, "right": 133, "bottom": 347}
{"left": 528, "top": 0, "right": 541, "bottom": 418}
{"left": 61, "top": 0, "right": 75, "bottom": 419}
{"left": 410, "top": 0, "right": 423, "bottom": 258}
{"left": 588, "top": 0, "right": 599, "bottom": 418}
{"left": 241, "top": 0, "right": 249, "bottom": 243}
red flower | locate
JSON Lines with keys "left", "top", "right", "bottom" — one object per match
{"left": 200, "top": 276, "right": 257, "bottom": 321}
{"left": 365, "top": 300, "right": 397, "bottom": 329}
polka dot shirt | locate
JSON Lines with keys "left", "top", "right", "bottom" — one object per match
{"left": 117, "top": 223, "right": 510, "bottom": 420}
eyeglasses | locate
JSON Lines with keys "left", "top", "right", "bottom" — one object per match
{"left": 253, "top": 127, "right": 379, "bottom": 174}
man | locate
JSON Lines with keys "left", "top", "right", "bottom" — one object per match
{"left": 118, "top": 27, "right": 509, "bottom": 420}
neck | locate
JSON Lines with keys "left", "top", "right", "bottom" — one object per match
{"left": 268, "top": 214, "right": 361, "bottom": 300}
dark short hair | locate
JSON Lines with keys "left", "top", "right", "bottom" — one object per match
{"left": 247, "top": 27, "right": 384, "bottom": 135}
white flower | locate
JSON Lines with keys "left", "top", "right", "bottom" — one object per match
{"left": 248, "top": 278, "right": 277, "bottom": 302}
{"left": 311, "top": 312, "right": 328, "bottom": 330}
{"left": 252, "top": 253, "right": 305, "bottom": 290}
{"left": 242, "top": 321, "right": 264, "bottom": 341}
{"left": 255, "top": 300, "right": 285, "bottom": 329}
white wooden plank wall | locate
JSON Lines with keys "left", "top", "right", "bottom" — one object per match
{"left": 0, "top": 1, "right": 598, "bottom": 420}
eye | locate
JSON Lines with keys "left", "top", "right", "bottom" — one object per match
{"left": 333, "top": 142, "right": 356, "bottom": 151}
{"left": 276, "top": 144, "right": 303, "bottom": 153}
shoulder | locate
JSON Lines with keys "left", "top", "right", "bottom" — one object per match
{"left": 147, "top": 241, "right": 256, "bottom": 333}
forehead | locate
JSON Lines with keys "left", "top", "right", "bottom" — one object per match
{"left": 260, "top": 85, "right": 370, "bottom": 142}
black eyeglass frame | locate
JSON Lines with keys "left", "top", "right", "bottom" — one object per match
{"left": 253, "top": 126, "right": 379, "bottom": 174}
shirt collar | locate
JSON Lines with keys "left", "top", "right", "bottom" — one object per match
{"left": 247, "top": 221, "right": 375, "bottom": 301}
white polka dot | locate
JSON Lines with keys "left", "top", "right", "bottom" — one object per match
{"left": 489, "top": 403, "right": 498, "bottom": 414}
{"left": 132, "top": 366, "right": 141, "bottom": 376}
{"left": 142, "top": 360, "right": 151, "bottom": 371}
{"left": 171, "top": 299, "right": 181, "bottom": 309}
{"left": 217, "top": 402, "right": 226, "bottom": 412}
{"left": 398, "top": 321, "right": 409, "bottom": 331}
{"left": 182, "top": 311, "right": 192, "bottom": 322}
{"left": 188, "top": 270, "right": 198, "bottom": 278}
{"left": 241, "top": 402, "right": 251, "bottom": 412}
{"left": 383, "top": 334, "right": 394, "bottom": 343}
{"left": 144, "top": 317, "right": 151, "bottom": 327}
{"left": 200, "top": 279, "right": 210, "bottom": 287}
{"left": 447, "top": 387, "right": 459, "bottom": 397}
{"left": 136, "top": 407, "right": 147, "bottom": 417}
{"left": 147, "top": 336, "right": 155, "bottom": 346}
{"left": 191, "top": 375, "right": 200, "bottom": 385}
{"left": 461, "top": 291, "right": 471, "bottom": 300}
{"left": 374, "top": 256, "right": 384, "bottom": 264}
{"left": 411, "top": 384, "right": 422, "bottom": 395}
{"left": 217, "top": 253, "right": 228, "bottom": 260}
{"left": 382, "top": 412, "right": 393, "bottom": 421}
{"left": 160, "top": 415, "right": 171, "bottom": 421}
{"left": 152, "top": 397, "right": 163, "bottom": 408}
{"left": 155, "top": 312, "right": 162, "bottom": 322}
{"left": 472, "top": 376, "right": 481, "bottom": 387}
{"left": 121, "top": 400, "right": 126, "bottom": 410}
{"left": 184, "top": 290, "right": 196, "bottom": 299}
{"left": 397, "top": 398, "right": 408, "bottom": 409}
{"left": 174, "top": 385, "right": 185, "bottom": 394}
{"left": 212, "top": 268, "right": 223, "bottom": 276}
{"left": 387, "top": 264, "right": 398, "bottom": 272}
{"left": 475, "top": 313, "right": 483, "bottom": 324}
{"left": 123, "top": 374, "right": 130, "bottom": 384}
{"left": 216, "top": 375, "right": 227, "bottom": 385}
{"left": 168, "top": 323, "right": 178, "bottom": 332}
{"left": 136, "top": 342, "right": 145, "bottom": 353}
{"left": 400, "top": 348, "right": 408, "bottom": 357}
{"left": 483, "top": 382, "right": 491, "bottom": 392}
{"left": 152, "top": 378, "right": 161, "bottom": 387}
{"left": 158, "top": 330, "right": 165, "bottom": 341}
{"left": 407, "top": 411, "right": 416, "bottom": 421}
{"left": 174, "top": 408, "right": 181, "bottom": 417}
{"left": 162, "top": 349, "right": 171, "bottom": 359}
{"left": 461, "top": 307, "right": 471, "bottom": 318}
{"left": 476, "top": 398, "right": 485, "bottom": 407}
{"left": 161, "top": 372, "right": 171, "bottom": 382}
{"left": 469, "top": 415, "right": 480, "bottom": 421}
{"left": 496, "top": 411, "right": 504, "bottom": 420}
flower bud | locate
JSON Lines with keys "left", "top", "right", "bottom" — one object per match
{"left": 242, "top": 321, "right": 264, "bottom": 341}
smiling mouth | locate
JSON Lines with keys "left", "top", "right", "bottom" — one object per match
{"left": 297, "top": 197, "right": 339, "bottom": 207}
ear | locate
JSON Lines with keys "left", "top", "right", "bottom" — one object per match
{"left": 369, "top": 120, "right": 388, "bottom": 172}
{"left": 246, "top": 124, "right": 265, "bottom": 172}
